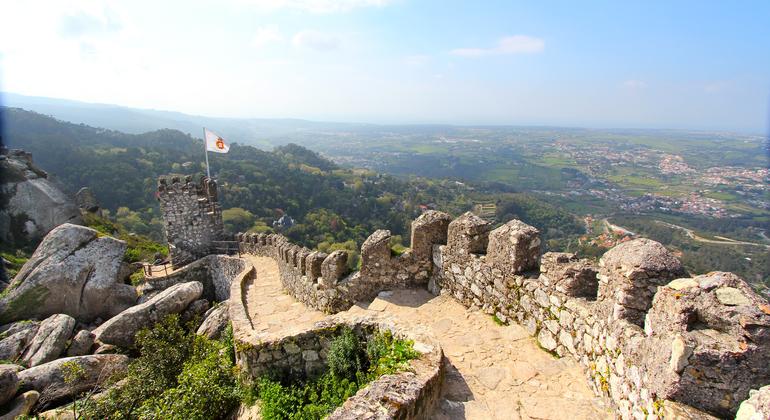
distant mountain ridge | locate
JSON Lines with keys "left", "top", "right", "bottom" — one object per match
{"left": 0, "top": 92, "right": 361, "bottom": 149}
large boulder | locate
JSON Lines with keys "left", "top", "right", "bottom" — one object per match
{"left": 21, "top": 314, "right": 76, "bottom": 367}
{"left": 65, "top": 330, "right": 96, "bottom": 358}
{"left": 0, "top": 390, "right": 39, "bottom": 420}
{"left": 75, "top": 187, "right": 100, "bottom": 215}
{"left": 93, "top": 281, "right": 203, "bottom": 347}
{"left": 178, "top": 299, "right": 210, "bottom": 327}
{"left": 0, "top": 368, "right": 19, "bottom": 407}
{"left": 197, "top": 300, "right": 230, "bottom": 340}
{"left": 0, "top": 224, "right": 138, "bottom": 324}
{"left": 17, "top": 354, "right": 128, "bottom": 407}
{"left": 0, "top": 321, "right": 40, "bottom": 362}
{"left": 0, "top": 150, "right": 83, "bottom": 242}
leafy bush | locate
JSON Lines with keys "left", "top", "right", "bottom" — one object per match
{"left": 254, "top": 327, "right": 421, "bottom": 420}
{"left": 76, "top": 314, "right": 238, "bottom": 420}
{"left": 327, "top": 328, "right": 368, "bottom": 382}
{"left": 365, "top": 330, "right": 421, "bottom": 377}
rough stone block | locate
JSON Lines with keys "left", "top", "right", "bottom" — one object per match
{"left": 488, "top": 219, "right": 541, "bottom": 274}
{"left": 447, "top": 212, "right": 492, "bottom": 255}
{"left": 306, "top": 252, "right": 326, "bottom": 281}
{"left": 641, "top": 272, "right": 770, "bottom": 418}
{"left": 411, "top": 210, "right": 453, "bottom": 258}
{"left": 320, "top": 251, "right": 348, "bottom": 289}
{"left": 598, "top": 238, "right": 688, "bottom": 326}
{"left": 360, "top": 230, "right": 391, "bottom": 274}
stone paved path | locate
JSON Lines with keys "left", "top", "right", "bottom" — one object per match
{"left": 243, "top": 256, "right": 611, "bottom": 420}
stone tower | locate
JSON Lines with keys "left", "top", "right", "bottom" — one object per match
{"left": 157, "top": 175, "right": 224, "bottom": 267}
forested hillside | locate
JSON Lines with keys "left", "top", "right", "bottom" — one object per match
{"left": 3, "top": 108, "right": 583, "bottom": 266}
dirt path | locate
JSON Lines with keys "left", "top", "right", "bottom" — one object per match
{"left": 242, "top": 255, "right": 611, "bottom": 419}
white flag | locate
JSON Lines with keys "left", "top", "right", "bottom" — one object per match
{"left": 205, "top": 129, "right": 229, "bottom": 153}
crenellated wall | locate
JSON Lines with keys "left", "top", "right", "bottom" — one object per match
{"left": 237, "top": 210, "right": 452, "bottom": 313}
{"left": 236, "top": 210, "right": 770, "bottom": 420}
{"left": 157, "top": 175, "right": 225, "bottom": 267}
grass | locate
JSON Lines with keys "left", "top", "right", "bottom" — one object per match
{"left": 609, "top": 176, "right": 664, "bottom": 187}
{"left": 485, "top": 169, "right": 520, "bottom": 182}
{"left": 411, "top": 145, "right": 450, "bottom": 154}
{"left": 706, "top": 192, "right": 737, "bottom": 200}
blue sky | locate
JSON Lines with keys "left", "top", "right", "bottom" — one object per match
{"left": 1, "top": 0, "right": 769, "bottom": 133}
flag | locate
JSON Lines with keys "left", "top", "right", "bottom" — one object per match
{"left": 204, "top": 129, "right": 229, "bottom": 153}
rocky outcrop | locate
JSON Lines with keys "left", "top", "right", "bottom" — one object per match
{"left": 197, "top": 300, "right": 230, "bottom": 340}
{"left": 0, "top": 369, "right": 19, "bottom": 407}
{"left": 0, "top": 321, "right": 40, "bottom": 362}
{"left": 0, "top": 390, "right": 39, "bottom": 420}
{"left": 17, "top": 354, "right": 128, "bottom": 407}
{"left": 65, "top": 330, "right": 96, "bottom": 358}
{"left": 21, "top": 314, "right": 76, "bottom": 367}
{"left": 93, "top": 281, "right": 203, "bottom": 347}
{"left": 0, "top": 224, "right": 138, "bottom": 324}
{"left": 0, "top": 150, "right": 83, "bottom": 242}
{"left": 736, "top": 385, "right": 770, "bottom": 420}
{"left": 178, "top": 298, "right": 210, "bottom": 327}
{"left": 75, "top": 187, "right": 100, "bottom": 215}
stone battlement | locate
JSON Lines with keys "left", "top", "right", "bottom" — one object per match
{"left": 158, "top": 175, "right": 226, "bottom": 267}
{"left": 236, "top": 210, "right": 770, "bottom": 419}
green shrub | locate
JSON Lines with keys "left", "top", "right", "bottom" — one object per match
{"left": 366, "top": 330, "right": 421, "bottom": 377}
{"left": 130, "top": 272, "right": 146, "bottom": 287}
{"left": 144, "top": 344, "right": 238, "bottom": 420}
{"left": 1, "top": 251, "right": 28, "bottom": 280}
{"left": 327, "top": 327, "right": 368, "bottom": 382}
{"left": 254, "top": 328, "right": 421, "bottom": 420}
{"left": 76, "top": 314, "right": 238, "bottom": 420}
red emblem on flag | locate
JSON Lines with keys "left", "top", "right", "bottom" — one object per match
{"left": 216, "top": 139, "right": 225, "bottom": 150}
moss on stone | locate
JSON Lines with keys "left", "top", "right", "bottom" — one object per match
{"left": 0, "top": 285, "right": 51, "bottom": 324}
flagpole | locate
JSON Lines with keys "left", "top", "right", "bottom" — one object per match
{"left": 203, "top": 127, "right": 211, "bottom": 179}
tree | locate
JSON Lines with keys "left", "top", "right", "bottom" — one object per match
{"left": 222, "top": 208, "right": 256, "bottom": 233}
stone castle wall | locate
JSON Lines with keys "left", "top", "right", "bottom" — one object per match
{"left": 157, "top": 176, "right": 225, "bottom": 267}
{"left": 139, "top": 254, "right": 248, "bottom": 304}
{"left": 236, "top": 210, "right": 770, "bottom": 419}
{"left": 237, "top": 210, "right": 452, "bottom": 313}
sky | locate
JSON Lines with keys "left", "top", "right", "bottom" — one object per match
{"left": 1, "top": 0, "right": 769, "bottom": 134}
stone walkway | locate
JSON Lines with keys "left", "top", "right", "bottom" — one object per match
{"left": 243, "top": 255, "right": 611, "bottom": 420}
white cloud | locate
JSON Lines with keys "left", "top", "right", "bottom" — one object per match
{"left": 450, "top": 35, "right": 544, "bottom": 57}
{"left": 446, "top": 63, "right": 455, "bottom": 68}
{"left": 403, "top": 55, "right": 431, "bottom": 66}
{"left": 232, "top": 0, "right": 389, "bottom": 13}
{"left": 252, "top": 23, "right": 284, "bottom": 46}
{"left": 620, "top": 80, "right": 645, "bottom": 88}
{"left": 432, "top": 74, "right": 443, "bottom": 78}
{"left": 293, "top": 29, "right": 340, "bottom": 51}
{"left": 298, "top": 75, "right": 308, "bottom": 82}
